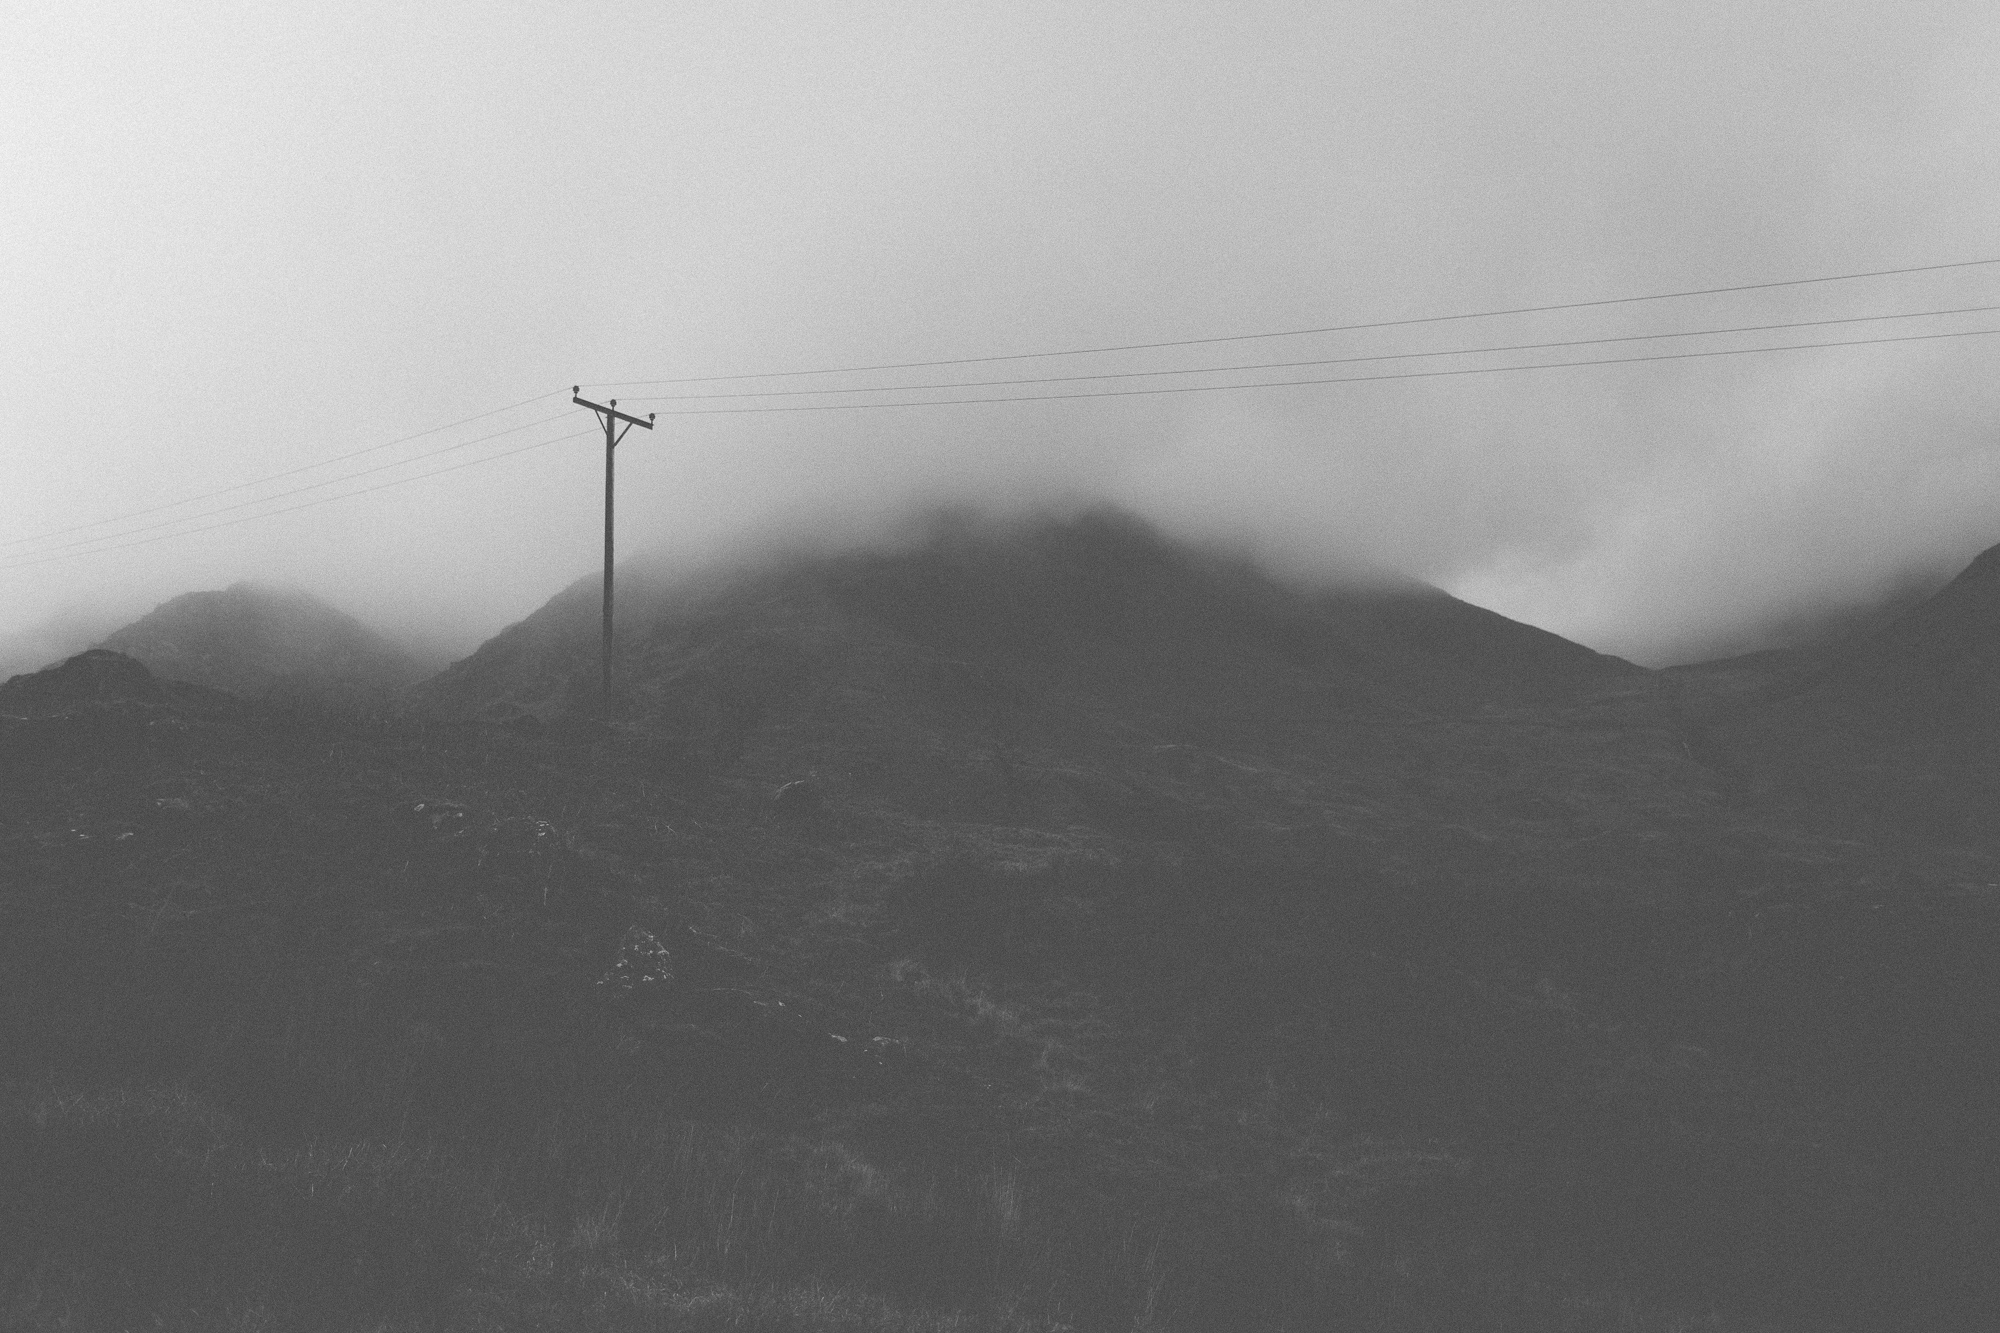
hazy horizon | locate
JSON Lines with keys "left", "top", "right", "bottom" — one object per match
{"left": 8, "top": 1, "right": 1999, "bottom": 671}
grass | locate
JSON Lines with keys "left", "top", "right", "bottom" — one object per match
{"left": 3, "top": 681, "right": 1997, "bottom": 1330}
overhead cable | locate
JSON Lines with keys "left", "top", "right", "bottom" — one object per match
{"left": 619, "top": 302, "right": 2000, "bottom": 402}
{"left": 16, "top": 258, "right": 2000, "bottom": 570}
{"left": 0, "top": 428, "right": 597, "bottom": 572}
{"left": 586, "top": 256, "right": 2000, "bottom": 388}
{"left": 8, "top": 408, "right": 582, "bottom": 556}
{"left": 630, "top": 325, "right": 2000, "bottom": 416}
{"left": 1, "top": 388, "right": 571, "bottom": 550}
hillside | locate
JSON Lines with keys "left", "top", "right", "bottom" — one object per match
{"left": 422, "top": 508, "right": 1637, "bottom": 752}
{"left": 419, "top": 510, "right": 1678, "bottom": 881}
{"left": 100, "top": 581, "right": 435, "bottom": 706}
{"left": 3, "top": 517, "right": 1997, "bottom": 1332}
{"left": 1763, "top": 537, "right": 2000, "bottom": 737}
{"left": 1679, "top": 537, "right": 2000, "bottom": 845}
{"left": 0, "top": 605, "right": 128, "bottom": 682}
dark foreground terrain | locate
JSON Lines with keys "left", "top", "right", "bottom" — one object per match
{"left": 4, "top": 517, "right": 1997, "bottom": 1332}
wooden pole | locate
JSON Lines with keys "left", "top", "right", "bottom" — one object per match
{"left": 602, "top": 409, "right": 615, "bottom": 710}
{"left": 570, "top": 389, "right": 655, "bottom": 719}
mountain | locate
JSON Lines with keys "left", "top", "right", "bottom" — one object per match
{"left": 419, "top": 508, "right": 1639, "bottom": 766}
{"left": 0, "top": 648, "right": 247, "bottom": 771}
{"left": 0, "top": 647, "right": 167, "bottom": 714}
{"left": 0, "top": 604, "right": 129, "bottom": 681}
{"left": 1667, "top": 570, "right": 1950, "bottom": 668}
{"left": 1689, "top": 536, "right": 2000, "bottom": 745}
{"left": 12, "top": 516, "right": 2000, "bottom": 1332}
{"left": 99, "top": 582, "right": 434, "bottom": 706}
{"left": 1772, "top": 538, "right": 2000, "bottom": 737}
{"left": 1696, "top": 537, "right": 2000, "bottom": 844}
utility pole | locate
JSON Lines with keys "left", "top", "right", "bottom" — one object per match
{"left": 572, "top": 387, "right": 655, "bottom": 716}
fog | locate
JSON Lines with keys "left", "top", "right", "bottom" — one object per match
{"left": 6, "top": 1, "right": 1999, "bottom": 671}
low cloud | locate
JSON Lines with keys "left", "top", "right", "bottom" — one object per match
{"left": 6, "top": 1, "right": 1999, "bottom": 669}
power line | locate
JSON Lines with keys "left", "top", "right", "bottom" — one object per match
{"left": 630, "top": 325, "right": 2000, "bottom": 416}
{"left": 7, "top": 323, "right": 1988, "bottom": 573}
{"left": 1, "top": 388, "right": 571, "bottom": 550}
{"left": 586, "top": 256, "right": 2000, "bottom": 388}
{"left": 617, "top": 302, "right": 2000, "bottom": 403}
{"left": 8, "top": 409, "right": 582, "bottom": 557}
{"left": 16, "top": 259, "right": 2000, "bottom": 573}
{"left": 0, "top": 427, "right": 598, "bottom": 573}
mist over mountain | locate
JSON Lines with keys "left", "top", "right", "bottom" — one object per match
{"left": 1649, "top": 535, "right": 2000, "bottom": 851}
{"left": 13, "top": 3, "right": 2000, "bottom": 1326}
{"left": 0, "top": 604, "right": 132, "bottom": 682}
{"left": 1785, "top": 538, "right": 2000, "bottom": 734}
{"left": 98, "top": 582, "right": 438, "bottom": 706}
{"left": 1661, "top": 568, "right": 1953, "bottom": 667}
{"left": 1685, "top": 536, "right": 2000, "bottom": 740}
{"left": 420, "top": 508, "right": 1637, "bottom": 751}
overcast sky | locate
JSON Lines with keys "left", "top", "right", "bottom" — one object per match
{"left": 6, "top": 0, "right": 1999, "bottom": 668}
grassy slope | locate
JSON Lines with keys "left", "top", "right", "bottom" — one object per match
{"left": 6, "top": 517, "right": 1999, "bottom": 1332}
{"left": 5, "top": 661, "right": 1997, "bottom": 1332}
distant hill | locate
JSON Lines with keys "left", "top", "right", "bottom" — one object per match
{"left": 1693, "top": 536, "right": 2000, "bottom": 845}
{"left": 0, "top": 648, "right": 169, "bottom": 715}
{"left": 1748, "top": 537, "right": 2000, "bottom": 741}
{"left": 0, "top": 605, "right": 130, "bottom": 682}
{"left": 99, "top": 582, "right": 434, "bottom": 706}
{"left": 420, "top": 509, "right": 1638, "bottom": 784}
{"left": 0, "top": 648, "right": 246, "bottom": 768}
{"left": 1667, "top": 571, "right": 1950, "bottom": 670}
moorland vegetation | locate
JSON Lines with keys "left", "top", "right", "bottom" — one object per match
{"left": 3, "top": 511, "right": 1995, "bottom": 1331}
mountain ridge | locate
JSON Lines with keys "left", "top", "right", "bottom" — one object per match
{"left": 422, "top": 509, "right": 1638, "bottom": 734}
{"left": 99, "top": 581, "right": 435, "bottom": 706}
{"left": 1754, "top": 534, "right": 2000, "bottom": 739}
